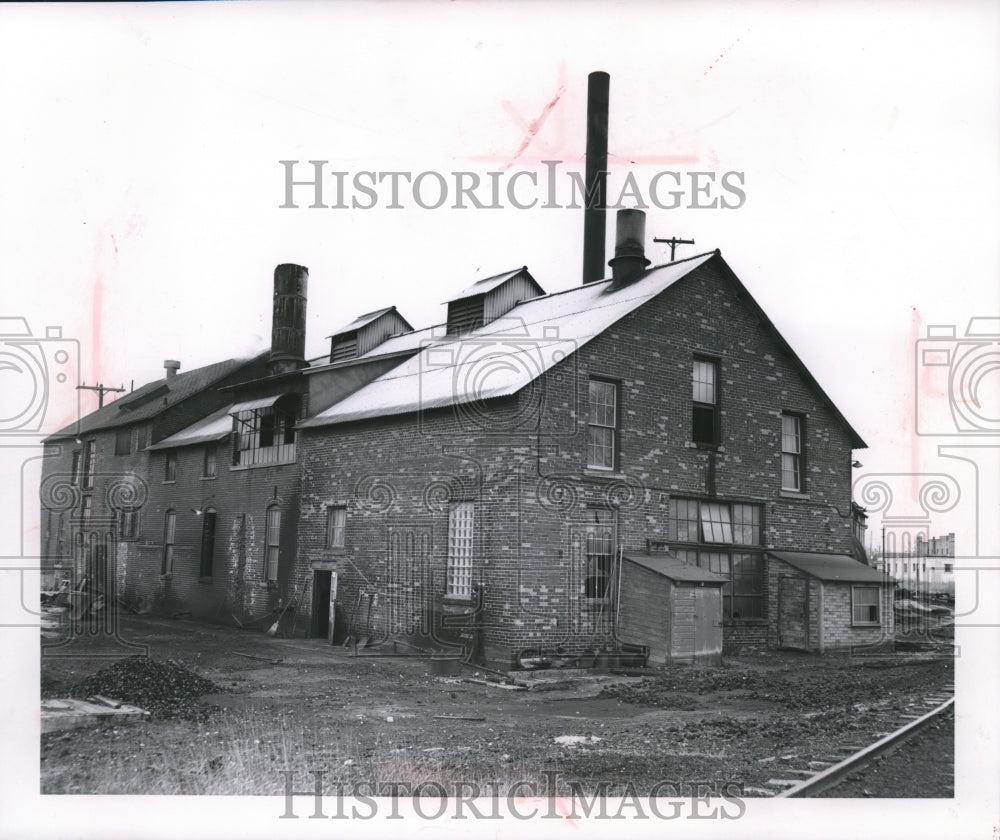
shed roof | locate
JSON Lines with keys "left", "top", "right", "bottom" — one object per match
{"left": 44, "top": 355, "right": 262, "bottom": 441}
{"left": 623, "top": 551, "right": 728, "bottom": 584}
{"left": 146, "top": 405, "right": 235, "bottom": 451}
{"left": 300, "top": 253, "right": 716, "bottom": 428}
{"left": 768, "top": 551, "right": 887, "bottom": 583}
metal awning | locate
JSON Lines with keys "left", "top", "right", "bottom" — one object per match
{"left": 229, "top": 395, "right": 286, "bottom": 414}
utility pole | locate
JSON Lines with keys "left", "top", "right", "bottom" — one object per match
{"left": 76, "top": 382, "right": 125, "bottom": 408}
{"left": 653, "top": 236, "right": 695, "bottom": 262}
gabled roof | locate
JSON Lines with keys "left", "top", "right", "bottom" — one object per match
{"left": 300, "top": 253, "right": 716, "bottom": 429}
{"left": 768, "top": 551, "right": 887, "bottom": 583}
{"left": 445, "top": 266, "right": 540, "bottom": 302}
{"left": 44, "top": 355, "right": 263, "bottom": 441}
{"left": 146, "top": 404, "right": 235, "bottom": 451}
{"left": 326, "top": 306, "right": 413, "bottom": 339}
{"left": 623, "top": 551, "right": 728, "bottom": 584}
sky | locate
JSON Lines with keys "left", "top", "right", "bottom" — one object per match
{"left": 1, "top": 1, "right": 998, "bottom": 836}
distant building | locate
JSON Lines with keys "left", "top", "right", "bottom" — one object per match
{"left": 875, "top": 532, "right": 955, "bottom": 596}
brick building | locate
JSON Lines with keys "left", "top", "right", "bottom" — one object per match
{"left": 41, "top": 209, "right": 891, "bottom": 664}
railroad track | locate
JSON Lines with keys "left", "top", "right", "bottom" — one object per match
{"left": 743, "top": 682, "right": 954, "bottom": 798}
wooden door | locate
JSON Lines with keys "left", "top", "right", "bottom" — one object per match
{"left": 778, "top": 576, "right": 809, "bottom": 650}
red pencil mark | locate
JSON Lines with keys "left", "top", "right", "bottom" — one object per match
{"left": 704, "top": 35, "right": 744, "bottom": 76}
{"left": 498, "top": 66, "right": 568, "bottom": 169}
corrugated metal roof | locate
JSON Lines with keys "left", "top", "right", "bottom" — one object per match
{"left": 768, "top": 551, "right": 887, "bottom": 583}
{"left": 44, "top": 355, "right": 262, "bottom": 441}
{"left": 326, "top": 307, "right": 397, "bottom": 339}
{"left": 300, "top": 254, "right": 716, "bottom": 429}
{"left": 446, "top": 266, "right": 535, "bottom": 302}
{"left": 623, "top": 552, "right": 728, "bottom": 584}
{"left": 146, "top": 405, "right": 234, "bottom": 451}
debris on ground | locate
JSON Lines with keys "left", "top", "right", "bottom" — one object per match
{"left": 70, "top": 657, "right": 223, "bottom": 721}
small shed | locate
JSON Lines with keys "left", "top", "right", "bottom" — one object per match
{"left": 617, "top": 551, "right": 727, "bottom": 666}
{"left": 768, "top": 551, "right": 894, "bottom": 653}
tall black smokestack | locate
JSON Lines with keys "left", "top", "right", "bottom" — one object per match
{"left": 582, "top": 71, "right": 609, "bottom": 285}
{"left": 269, "top": 263, "right": 308, "bottom": 375}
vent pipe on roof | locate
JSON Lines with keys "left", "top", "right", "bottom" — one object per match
{"left": 608, "top": 209, "right": 650, "bottom": 286}
{"left": 582, "top": 71, "right": 609, "bottom": 285}
{"left": 269, "top": 263, "right": 309, "bottom": 375}
{"left": 163, "top": 360, "right": 180, "bottom": 379}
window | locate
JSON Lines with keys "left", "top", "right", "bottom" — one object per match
{"left": 669, "top": 497, "right": 764, "bottom": 619}
{"left": 587, "top": 379, "right": 617, "bottom": 469}
{"left": 134, "top": 425, "right": 149, "bottom": 451}
{"left": 115, "top": 429, "right": 132, "bottom": 456}
{"left": 203, "top": 446, "right": 217, "bottom": 478}
{"left": 325, "top": 505, "right": 346, "bottom": 549}
{"left": 692, "top": 358, "right": 719, "bottom": 445}
{"left": 70, "top": 451, "right": 81, "bottom": 486}
{"left": 161, "top": 510, "right": 176, "bottom": 576}
{"left": 944, "top": 563, "right": 953, "bottom": 573}
{"left": 199, "top": 510, "right": 217, "bottom": 579}
{"left": 117, "top": 508, "right": 140, "bottom": 540}
{"left": 165, "top": 451, "right": 177, "bottom": 482}
{"left": 232, "top": 396, "right": 300, "bottom": 467}
{"left": 447, "top": 502, "right": 475, "bottom": 598}
{"left": 264, "top": 507, "right": 282, "bottom": 582}
{"left": 585, "top": 523, "right": 614, "bottom": 601}
{"left": 852, "top": 585, "right": 880, "bottom": 625}
{"left": 781, "top": 413, "right": 804, "bottom": 491}
{"left": 81, "top": 440, "right": 96, "bottom": 489}
{"left": 80, "top": 495, "right": 93, "bottom": 522}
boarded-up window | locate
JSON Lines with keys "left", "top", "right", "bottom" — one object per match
{"left": 447, "top": 502, "right": 474, "bottom": 598}
{"left": 115, "top": 429, "right": 132, "bottom": 456}
{"left": 199, "top": 511, "right": 217, "bottom": 579}
{"left": 264, "top": 507, "right": 281, "bottom": 582}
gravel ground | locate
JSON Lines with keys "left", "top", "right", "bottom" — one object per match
{"left": 812, "top": 710, "right": 954, "bottom": 798}
{"left": 40, "top": 612, "right": 955, "bottom": 796}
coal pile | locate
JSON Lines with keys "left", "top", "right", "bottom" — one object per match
{"left": 71, "top": 656, "right": 223, "bottom": 720}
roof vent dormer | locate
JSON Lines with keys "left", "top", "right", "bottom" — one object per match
{"left": 445, "top": 267, "right": 544, "bottom": 335}
{"left": 327, "top": 306, "right": 414, "bottom": 363}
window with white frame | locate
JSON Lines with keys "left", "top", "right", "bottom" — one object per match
{"left": 161, "top": 510, "right": 176, "bottom": 576}
{"left": 852, "top": 585, "right": 880, "bottom": 625}
{"left": 325, "top": 505, "right": 346, "bottom": 549}
{"left": 447, "top": 502, "right": 475, "bottom": 598}
{"left": 781, "top": 413, "right": 804, "bottom": 491}
{"left": 70, "top": 451, "right": 81, "bottom": 486}
{"left": 264, "top": 507, "right": 282, "bottom": 582}
{"left": 587, "top": 379, "right": 617, "bottom": 469}
{"left": 232, "top": 396, "right": 300, "bottom": 467}
{"left": 669, "top": 497, "right": 763, "bottom": 619}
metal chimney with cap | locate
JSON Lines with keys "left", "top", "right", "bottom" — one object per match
{"left": 608, "top": 208, "right": 651, "bottom": 286}
{"left": 268, "top": 263, "right": 309, "bottom": 375}
{"left": 163, "top": 360, "right": 180, "bottom": 379}
{"left": 582, "top": 71, "right": 609, "bottom": 285}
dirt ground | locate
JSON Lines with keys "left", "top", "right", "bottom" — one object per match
{"left": 40, "top": 613, "right": 954, "bottom": 796}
